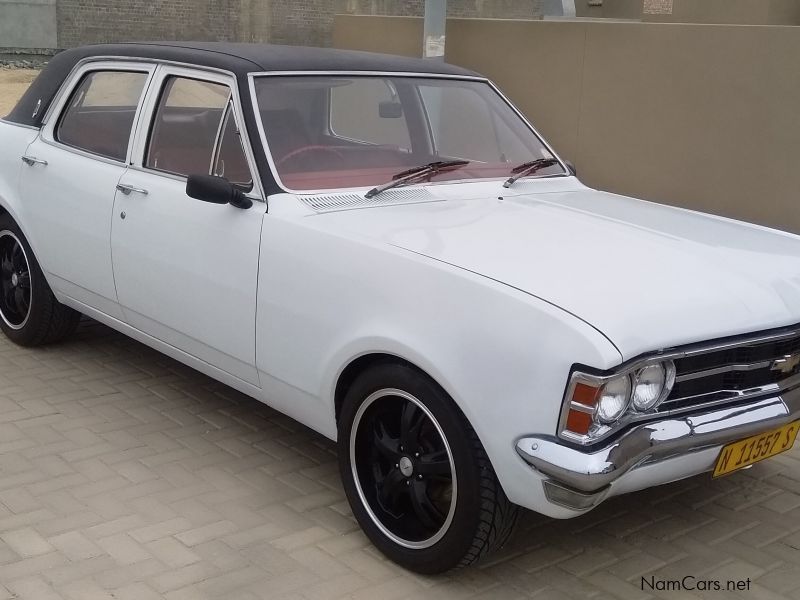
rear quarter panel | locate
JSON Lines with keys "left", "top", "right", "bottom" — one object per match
{"left": 0, "top": 121, "right": 39, "bottom": 235}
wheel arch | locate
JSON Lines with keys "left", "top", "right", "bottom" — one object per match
{"left": 0, "top": 194, "right": 14, "bottom": 222}
{"left": 0, "top": 199, "right": 47, "bottom": 280}
{"left": 0, "top": 200, "right": 26, "bottom": 245}
{"left": 332, "top": 351, "right": 485, "bottom": 458}
{"left": 334, "top": 352, "right": 423, "bottom": 424}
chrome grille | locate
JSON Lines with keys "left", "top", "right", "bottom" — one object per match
{"left": 658, "top": 326, "right": 800, "bottom": 413}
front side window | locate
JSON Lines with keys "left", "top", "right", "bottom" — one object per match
{"left": 212, "top": 105, "right": 253, "bottom": 188}
{"left": 253, "top": 75, "right": 563, "bottom": 191}
{"left": 147, "top": 77, "right": 252, "bottom": 189}
{"left": 57, "top": 70, "right": 148, "bottom": 161}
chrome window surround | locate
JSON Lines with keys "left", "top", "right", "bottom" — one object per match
{"left": 130, "top": 64, "right": 263, "bottom": 203}
{"left": 38, "top": 61, "right": 157, "bottom": 169}
{"left": 247, "top": 71, "right": 571, "bottom": 197}
{"left": 208, "top": 99, "right": 254, "bottom": 191}
{"left": 39, "top": 55, "right": 265, "bottom": 203}
{"left": 134, "top": 70, "right": 256, "bottom": 197}
{"left": 558, "top": 323, "right": 800, "bottom": 446}
{"left": 142, "top": 76, "right": 232, "bottom": 178}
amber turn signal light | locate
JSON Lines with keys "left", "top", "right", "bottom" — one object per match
{"left": 565, "top": 408, "right": 593, "bottom": 435}
{"left": 563, "top": 382, "right": 601, "bottom": 436}
{"left": 572, "top": 382, "right": 600, "bottom": 407}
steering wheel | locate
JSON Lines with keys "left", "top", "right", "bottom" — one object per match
{"left": 277, "top": 145, "right": 345, "bottom": 170}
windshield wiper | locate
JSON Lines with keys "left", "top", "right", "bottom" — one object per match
{"left": 503, "top": 157, "right": 562, "bottom": 188}
{"left": 365, "top": 160, "right": 469, "bottom": 199}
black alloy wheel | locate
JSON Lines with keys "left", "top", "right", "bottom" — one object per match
{"left": 0, "top": 231, "right": 32, "bottom": 330}
{"left": 350, "top": 388, "right": 456, "bottom": 548}
{"left": 0, "top": 214, "right": 80, "bottom": 346}
{"left": 338, "top": 362, "right": 519, "bottom": 574}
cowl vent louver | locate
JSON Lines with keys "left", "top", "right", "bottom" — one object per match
{"left": 299, "top": 188, "right": 438, "bottom": 213}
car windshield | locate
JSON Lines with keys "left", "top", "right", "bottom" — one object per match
{"left": 252, "top": 75, "right": 565, "bottom": 192}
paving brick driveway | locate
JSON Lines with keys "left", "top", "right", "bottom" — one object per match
{"left": 0, "top": 319, "right": 798, "bottom": 599}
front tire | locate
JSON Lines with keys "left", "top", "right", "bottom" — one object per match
{"left": 0, "top": 214, "right": 80, "bottom": 346}
{"left": 338, "top": 362, "right": 519, "bottom": 573}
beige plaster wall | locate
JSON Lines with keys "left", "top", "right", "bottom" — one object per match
{"left": 334, "top": 15, "right": 800, "bottom": 233}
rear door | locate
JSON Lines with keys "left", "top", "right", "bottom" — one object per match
{"left": 111, "top": 66, "right": 265, "bottom": 386}
{"left": 19, "top": 62, "right": 154, "bottom": 319}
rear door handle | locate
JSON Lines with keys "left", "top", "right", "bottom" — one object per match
{"left": 116, "top": 183, "right": 149, "bottom": 196}
{"left": 21, "top": 156, "right": 48, "bottom": 167}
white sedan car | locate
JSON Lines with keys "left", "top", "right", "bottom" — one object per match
{"left": 1, "top": 42, "right": 799, "bottom": 573}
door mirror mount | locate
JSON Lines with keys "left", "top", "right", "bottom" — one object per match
{"left": 186, "top": 175, "right": 253, "bottom": 209}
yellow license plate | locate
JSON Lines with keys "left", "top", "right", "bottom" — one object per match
{"left": 713, "top": 421, "right": 800, "bottom": 477}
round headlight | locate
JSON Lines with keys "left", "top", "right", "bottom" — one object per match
{"left": 632, "top": 362, "right": 675, "bottom": 411}
{"left": 595, "top": 375, "right": 631, "bottom": 424}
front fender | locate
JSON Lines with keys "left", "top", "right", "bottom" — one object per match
{"left": 256, "top": 217, "right": 622, "bottom": 512}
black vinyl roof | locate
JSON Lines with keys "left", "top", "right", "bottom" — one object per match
{"left": 4, "top": 42, "right": 480, "bottom": 127}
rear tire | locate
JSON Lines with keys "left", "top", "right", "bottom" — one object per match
{"left": 338, "top": 362, "right": 519, "bottom": 574}
{"left": 0, "top": 214, "right": 80, "bottom": 346}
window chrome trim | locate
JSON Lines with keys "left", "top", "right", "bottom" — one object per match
{"left": 485, "top": 79, "right": 570, "bottom": 179}
{"left": 42, "top": 55, "right": 239, "bottom": 125}
{"left": 248, "top": 71, "right": 571, "bottom": 197}
{"left": 559, "top": 322, "right": 800, "bottom": 446}
{"left": 249, "top": 70, "right": 490, "bottom": 80}
{"left": 39, "top": 61, "right": 157, "bottom": 168}
{"left": 210, "top": 98, "right": 233, "bottom": 176}
{"left": 207, "top": 100, "right": 255, "bottom": 193}
{"left": 129, "top": 63, "right": 264, "bottom": 202}
{"left": 42, "top": 55, "right": 265, "bottom": 203}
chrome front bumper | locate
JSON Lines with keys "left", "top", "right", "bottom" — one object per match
{"left": 516, "top": 386, "right": 800, "bottom": 508}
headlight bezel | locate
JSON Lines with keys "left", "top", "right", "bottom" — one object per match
{"left": 558, "top": 357, "right": 676, "bottom": 445}
{"left": 595, "top": 375, "right": 632, "bottom": 424}
{"left": 632, "top": 362, "right": 676, "bottom": 411}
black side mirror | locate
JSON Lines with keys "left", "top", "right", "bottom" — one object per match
{"left": 565, "top": 160, "right": 577, "bottom": 177}
{"left": 186, "top": 175, "right": 252, "bottom": 209}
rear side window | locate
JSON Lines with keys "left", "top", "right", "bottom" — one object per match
{"left": 146, "top": 77, "right": 252, "bottom": 188}
{"left": 56, "top": 70, "right": 148, "bottom": 161}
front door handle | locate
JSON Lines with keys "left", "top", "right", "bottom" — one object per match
{"left": 116, "top": 183, "right": 149, "bottom": 196}
{"left": 21, "top": 156, "right": 48, "bottom": 167}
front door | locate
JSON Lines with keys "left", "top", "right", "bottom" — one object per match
{"left": 110, "top": 67, "right": 264, "bottom": 386}
{"left": 19, "top": 64, "right": 154, "bottom": 319}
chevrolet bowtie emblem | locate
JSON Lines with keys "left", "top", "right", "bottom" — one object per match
{"left": 771, "top": 353, "right": 800, "bottom": 375}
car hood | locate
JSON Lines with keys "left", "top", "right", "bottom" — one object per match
{"left": 312, "top": 184, "right": 800, "bottom": 360}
